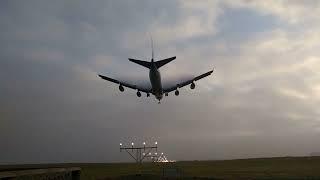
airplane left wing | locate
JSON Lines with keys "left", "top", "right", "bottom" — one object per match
{"left": 163, "top": 69, "right": 214, "bottom": 93}
{"left": 98, "top": 74, "right": 152, "bottom": 93}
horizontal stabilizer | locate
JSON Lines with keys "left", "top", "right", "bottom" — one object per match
{"left": 155, "top": 56, "right": 176, "bottom": 68}
{"left": 128, "top": 58, "right": 152, "bottom": 69}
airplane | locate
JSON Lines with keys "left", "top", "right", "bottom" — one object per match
{"left": 98, "top": 39, "right": 214, "bottom": 104}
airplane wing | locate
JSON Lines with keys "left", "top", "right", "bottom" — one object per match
{"left": 98, "top": 74, "right": 152, "bottom": 93}
{"left": 163, "top": 69, "right": 214, "bottom": 93}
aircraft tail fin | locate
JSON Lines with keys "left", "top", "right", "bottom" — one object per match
{"left": 128, "top": 58, "right": 152, "bottom": 69}
{"left": 155, "top": 56, "right": 176, "bottom": 68}
{"left": 151, "top": 36, "right": 154, "bottom": 61}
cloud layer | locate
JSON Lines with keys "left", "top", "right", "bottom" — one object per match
{"left": 1, "top": 0, "right": 320, "bottom": 163}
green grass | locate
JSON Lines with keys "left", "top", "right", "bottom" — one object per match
{"left": 78, "top": 157, "right": 320, "bottom": 179}
{"left": 2, "top": 156, "right": 320, "bottom": 179}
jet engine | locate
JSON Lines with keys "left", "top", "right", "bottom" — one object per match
{"left": 175, "top": 90, "right": 179, "bottom": 96}
{"left": 119, "top": 85, "right": 124, "bottom": 92}
{"left": 136, "top": 91, "right": 141, "bottom": 97}
{"left": 190, "top": 82, "right": 195, "bottom": 89}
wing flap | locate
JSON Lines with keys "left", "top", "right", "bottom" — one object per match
{"left": 98, "top": 74, "right": 119, "bottom": 84}
{"left": 163, "top": 69, "right": 214, "bottom": 93}
{"left": 194, "top": 70, "right": 213, "bottom": 81}
{"left": 98, "top": 74, "right": 151, "bottom": 93}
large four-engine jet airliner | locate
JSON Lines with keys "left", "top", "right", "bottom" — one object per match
{"left": 98, "top": 40, "right": 214, "bottom": 104}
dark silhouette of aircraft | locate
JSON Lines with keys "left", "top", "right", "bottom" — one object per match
{"left": 98, "top": 39, "right": 214, "bottom": 104}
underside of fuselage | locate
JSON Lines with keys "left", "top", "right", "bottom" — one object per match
{"left": 149, "top": 66, "right": 163, "bottom": 102}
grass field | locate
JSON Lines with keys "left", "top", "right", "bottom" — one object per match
{"left": 2, "top": 156, "right": 320, "bottom": 179}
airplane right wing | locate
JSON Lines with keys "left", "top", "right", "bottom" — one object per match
{"left": 163, "top": 69, "right": 214, "bottom": 93}
{"left": 98, "top": 74, "right": 152, "bottom": 93}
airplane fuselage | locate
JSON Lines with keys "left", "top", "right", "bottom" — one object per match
{"left": 149, "top": 62, "right": 163, "bottom": 101}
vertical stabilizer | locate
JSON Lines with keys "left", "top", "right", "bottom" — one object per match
{"left": 151, "top": 36, "right": 154, "bottom": 62}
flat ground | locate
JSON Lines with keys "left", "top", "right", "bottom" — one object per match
{"left": 1, "top": 156, "right": 320, "bottom": 179}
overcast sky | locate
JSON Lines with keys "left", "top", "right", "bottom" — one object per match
{"left": 1, "top": 0, "right": 320, "bottom": 164}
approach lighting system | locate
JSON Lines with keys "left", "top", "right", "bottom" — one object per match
{"left": 119, "top": 141, "right": 159, "bottom": 164}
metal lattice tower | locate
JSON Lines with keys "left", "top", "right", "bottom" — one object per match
{"left": 120, "top": 141, "right": 158, "bottom": 164}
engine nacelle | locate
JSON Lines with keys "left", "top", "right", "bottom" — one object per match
{"left": 119, "top": 85, "right": 124, "bottom": 92}
{"left": 136, "top": 91, "right": 141, "bottom": 97}
{"left": 190, "top": 82, "right": 195, "bottom": 89}
{"left": 175, "top": 90, "right": 179, "bottom": 96}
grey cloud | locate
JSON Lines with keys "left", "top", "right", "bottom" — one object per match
{"left": 1, "top": 0, "right": 320, "bottom": 164}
